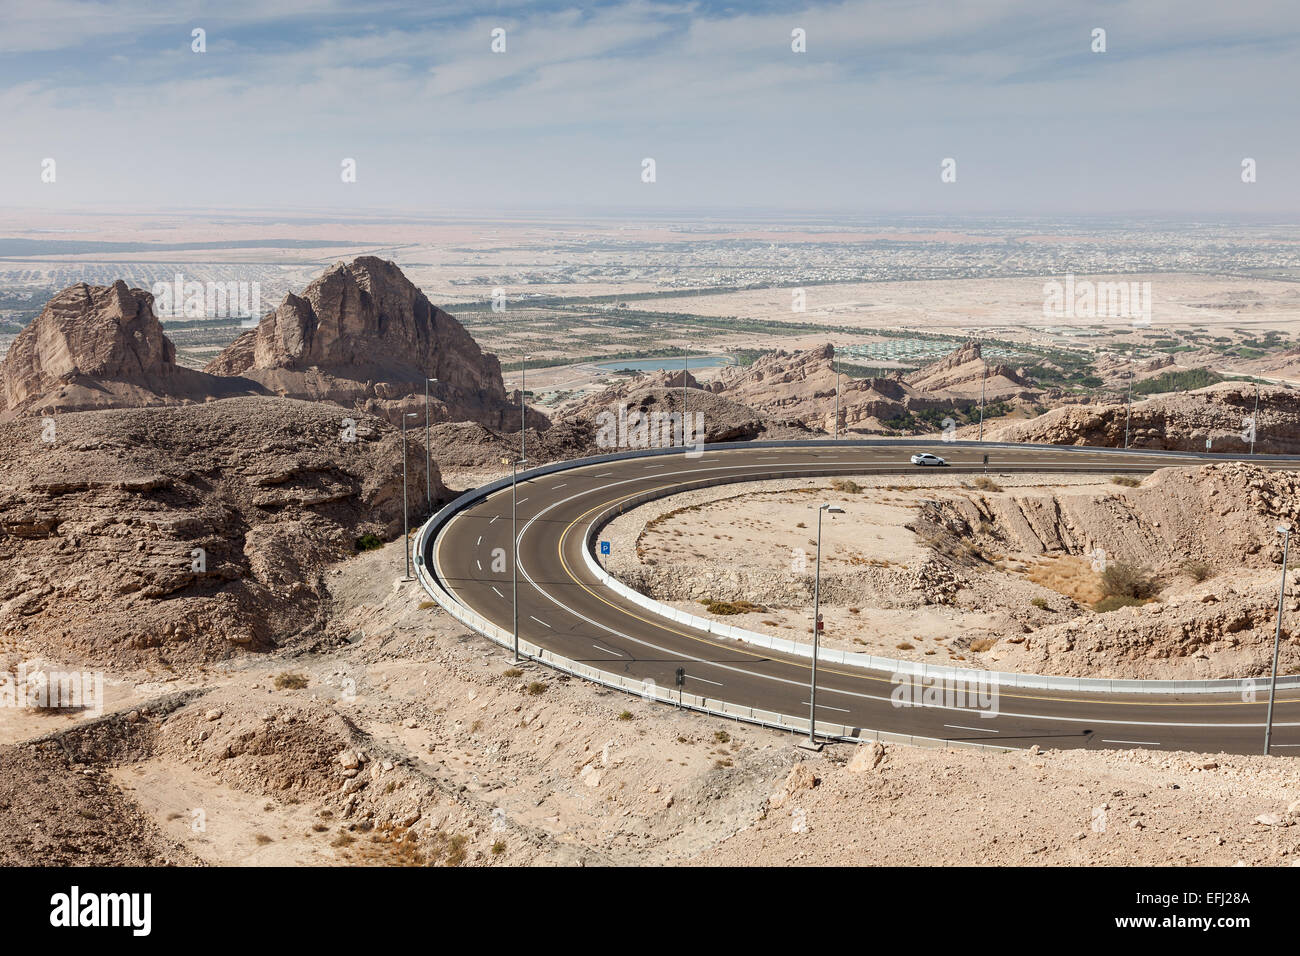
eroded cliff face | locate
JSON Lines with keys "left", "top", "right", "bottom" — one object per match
{"left": 0, "top": 280, "right": 267, "bottom": 418}
{"left": 2, "top": 281, "right": 176, "bottom": 410}
{"left": 988, "top": 381, "right": 1300, "bottom": 454}
{"left": 0, "top": 397, "right": 442, "bottom": 670}
{"left": 699, "top": 341, "right": 1039, "bottom": 434}
{"left": 206, "top": 257, "right": 541, "bottom": 430}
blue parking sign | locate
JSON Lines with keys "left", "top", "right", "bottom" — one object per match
{"left": 600, "top": 541, "right": 611, "bottom": 555}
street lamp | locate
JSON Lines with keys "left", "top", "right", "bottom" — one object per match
{"left": 1265, "top": 524, "right": 1292, "bottom": 755}
{"left": 425, "top": 377, "right": 438, "bottom": 511}
{"left": 805, "top": 503, "right": 845, "bottom": 749}
{"left": 520, "top": 355, "right": 530, "bottom": 464}
{"left": 682, "top": 348, "right": 689, "bottom": 436}
{"left": 401, "top": 412, "right": 418, "bottom": 581}
{"left": 1124, "top": 370, "right": 1133, "bottom": 450}
{"left": 1252, "top": 382, "right": 1260, "bottom": 455}
{"left": 978, "top": 366, "right": 987, "bottom": 442}
{"left": 508, "top": 455, "right": 528, "bottom": 662}
{"left": 833, "top": 358, "right": 841, "bottom": 440}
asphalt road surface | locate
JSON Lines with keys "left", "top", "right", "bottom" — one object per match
{"left": 426, "top": 442, "right": 1300, "bottom": 755}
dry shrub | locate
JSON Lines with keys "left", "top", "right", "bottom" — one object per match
{"left": 1026, "top": 555, "right": 1106, "bottom": 605}
{"left": 706, "top": 600, "right": 763, "bottom": 616}
{"left": 1100, "top": 562, "right": 1159, "bottom": 600}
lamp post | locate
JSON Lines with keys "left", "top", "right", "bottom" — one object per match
{"left": 834, "top": 362, "right": 841, "bottom": 440}
{"left": 1265, "top": 524, "right": 1292, "bottom": 755}
{"left": 401, "top": 412, "right": 418, "bottom": 580}
{"left": 1252, "top": 382, "right": 1260, "bottom": 455}
{"left": 510, "top": 455, "right": 528, "bottom": 662}
{"left": 682, "top": 349, "right": 689, "bottom": 433}
{"left": 520, "top": 355, "right": 530, "bottom": 464}
{"left": 425, "top": 377, "right": 438, "bottom": 511}
{"left": 805, "top": 503, "right": 845, "bottom": 748}
{"left": 1124, "top": 370, "right": 1133, "bottom": 450}
{"left": 978, "top": 367, "right": 987, "bottom": 442}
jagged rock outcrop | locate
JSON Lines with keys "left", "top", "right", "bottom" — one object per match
{"left": 0, "top": 397, "right": 443, "bottom": 669}
{"left": 903, "top": 339, "right": 1036, "bottom": 399}
{"left": 559, "top": 382, "right": 815, "bottom": 447}
{"left": 707, "top": 344, "right": 905, "bottom": 432}
{"left": 987, "top": 381, "right": 1300, "bottom": 454}
{"left": 206, "top": 257, "right": 542, "bottom": 431}
{"left": 699, "top": 341, "right": 1041, "bottom": 434}
{"left": 0, "top": 281, "right": 259, "bottom": 418}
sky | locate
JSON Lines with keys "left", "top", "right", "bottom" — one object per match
{"left": 0, "top": 0, "right": 1297, "bottom": 218}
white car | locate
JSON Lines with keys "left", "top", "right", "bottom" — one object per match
{"left": 910, "top": 453, "right": 947, "bottom": 466}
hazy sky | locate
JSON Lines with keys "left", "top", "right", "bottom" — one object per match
{"left": 1, "top": 0, "right": 1297, "bottom": 217}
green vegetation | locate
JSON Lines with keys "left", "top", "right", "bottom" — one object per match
{"left": 355, "top": 533, "right": 384, "bottom": 552}
{"left": 879, "top": 401, "right": 1014, "bottom": 434}
{"left": 1132, "top": 368, "right": 1223, "bottom": 395}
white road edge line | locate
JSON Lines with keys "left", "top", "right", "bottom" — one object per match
{"left": 442, "top": 456, "right": 1300, "bottom": 732}
{"left": 1102, "top": 738, "right": 1161, "bottom": 746}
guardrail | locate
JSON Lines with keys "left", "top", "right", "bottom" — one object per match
{"left": 414, "top": 439, "right": 1300, "bottom": 742}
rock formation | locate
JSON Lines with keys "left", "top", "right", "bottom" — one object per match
{"left": 693, "top": 341, "right": 1042, "bottom": 434}
{"left": 987, "top": 381, "right": 1300, "bottom": 454}
{"left": 0, "top": 281, "right": 259, "bottom": 418}
{"left": 903, "top": 339, "right": 1035, "bottom": 399}
{"left": 206, "top": 257, "right": 543, "bottom": 431}
{"left": 0, "top": 397, "right": 442, "bottom": 669}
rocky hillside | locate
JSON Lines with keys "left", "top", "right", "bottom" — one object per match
{"left": 558, "top": 379, "right": 817, "bottom": 446}
{"left": 903, "top": 339, "right": 1036, "bottom": 398}
{"left": 987, "top": 381, "right": 1300, "bottom": 454}
{"left": 207, "top": 257, "right": 543, "bottom": 431}
{"left": 0, "top": 281, "right": 260, "bottom": 418}
{"left": 0, "top": 397, "right": 442, "bottom": 670}
{"left": 695, "top": 341, "right": 1041, "bottom": 434}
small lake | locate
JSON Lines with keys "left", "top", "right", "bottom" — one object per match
{"left": 590, "top": 355, "right": 735, "bottom": 373}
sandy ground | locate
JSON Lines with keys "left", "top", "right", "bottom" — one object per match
{"left": 600, "top": 473, "right": 1110, "bottom": 662}
{"left": 5, "top": 531, "right": 1300, "bottom": 866}
{"left": 630, "top": 273, "right": 1300, "bottom": 338}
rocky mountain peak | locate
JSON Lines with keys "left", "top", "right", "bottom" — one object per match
{"left": 1, "top": 280, "right": 179, "bottom": 413}
{"left": 205, "top": 257, "right": 539, "bottom": 430}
